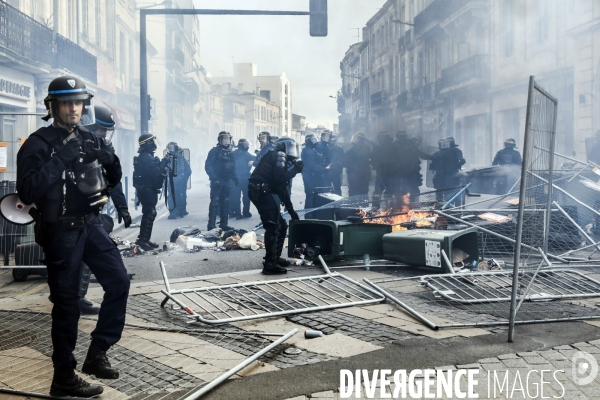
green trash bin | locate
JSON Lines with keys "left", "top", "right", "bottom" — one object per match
{"left": 382, "top": 227, "right": 479, "bottom": 273}
{"left": 288, "top": 220, "right": 391, "bottom": 261}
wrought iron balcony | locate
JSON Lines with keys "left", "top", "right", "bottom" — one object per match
{"left": 440, "top": 54, "right": 490, "bottom": 91}
{"left": 53, "top": 35, "right": 97, "bottom": 84}
{"left": 0, "top": 1, "right": 53, "bottom": 68}
{"left": 414, "top": 0, "right": 475, "bottom": 36}
{"left": 0, "top": 2, "right": 97, "bottom": 83}
{"left": 398, "top": 29, "right": 414, "bottom": 54}
{"left": 370, "top": 91, "right": 388, "bottom": 110}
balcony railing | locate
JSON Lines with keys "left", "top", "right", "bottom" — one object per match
{"left": 54, "top": 35, "right": 97, "bottom": 84}
{"left": 414, "top": 0, "right": 474, "bottom": 36}
{"left": 0, "top": 2, "right": 97, "bottom": 83}
{"left": 398, "top": 29, "right": 414, "bottom": 54}
{"left": 370, "top": 91, "right": 388, "bottom": 109}
{"left": 440, "top": 54, "right": 490, "bottom": 90}
{"left": 0, "top": 1, "right": 53, "bottom": 67}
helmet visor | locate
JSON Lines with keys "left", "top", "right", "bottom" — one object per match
{"left": 78, "top": 97, "right": 95, "bottom": 126}
{"left": 283, "top": 141, "right": 300, "bottom": 159}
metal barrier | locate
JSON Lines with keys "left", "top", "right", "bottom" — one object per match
{"left": 159, "top": 261, "right": 384, "bottom": 324}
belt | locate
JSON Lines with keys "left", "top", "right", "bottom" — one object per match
{"left": 57, "top": 212, "right": 97, "bottom": 228}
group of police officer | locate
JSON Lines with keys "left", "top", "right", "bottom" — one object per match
{"left": 15, "top": 74, "right": 525, "bottom": 398}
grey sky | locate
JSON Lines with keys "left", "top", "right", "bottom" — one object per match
{"left": 193, "top": 0, "right": 386, "bottom": 129}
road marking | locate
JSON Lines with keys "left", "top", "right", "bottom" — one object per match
{"left": 18, "top": 283, "right": 48, "bottom": 297}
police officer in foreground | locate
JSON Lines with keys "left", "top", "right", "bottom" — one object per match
{"left": 229, "top": 138, "right": 256, "bottom": 219}
{"left": 165, "top": 142, "right": 192, "bottom": 219}
{"left": 249, "top": 138, "right": 303, "bottom": 274}
{"left": 17, "top": 76, "right": 130, "bottom": 397}
{"left": 205, "top": 131, "right": 239, "bottom": 231}
{"left": 430, "top": 137, "right": 466, "bottom": 200}
{"left": 256, "top": 131, "right": 276, "bottom": 163}
{"left": 74, "top": 104, "right": 131, "bottom": 315}
{"left": 134, "top": 134, "right": 170, "bottom": 250}
{"left": 492, "top": 138, "right": 522, "bottom": 166}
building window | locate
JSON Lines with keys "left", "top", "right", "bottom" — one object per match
{"left": 502, "top": 0, "right": 514, "bottom": 57}
{"left": 536, "top": 1, "right": 549, "bottom": 44}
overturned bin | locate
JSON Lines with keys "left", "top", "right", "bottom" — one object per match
{"left": 382, "top": 227, "right": 479, "bottom": 273}
{"left": 288, "top": 219, "right": 392, "bottom": 261}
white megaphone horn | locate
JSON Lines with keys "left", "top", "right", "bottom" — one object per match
{"left": 0, "top": 194, "right": 37, "bottom": 225}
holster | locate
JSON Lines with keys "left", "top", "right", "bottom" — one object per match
{"left": 248, "top": 182, "right": 271, "bottom": 203}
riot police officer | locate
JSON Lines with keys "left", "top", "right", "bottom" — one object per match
{"left": 229, "top": 138, "right": 256, "bottom": 219}
{"left": 256, "top": 131, "right": 276, "bottom": 163}
{"left": 316, "top": 130, "right": 332, "bottom": 171}
{"left": 249, "top": 138, "right": 303, "bottom": 274}
{"left": 165, "top": 142, "right": 192, "bottom": 219}
{"left": 75, "top": 104, "right": 131, "bottom": 315}
{"left": 403, "top": 135, "right": 430, "bottom": 198}
{"left": 372, "top": 131, "right": 394, "bottom": 207}
{"left": 430, "top": 137, "right": 466, "bottom": 198}
{"left": 328, "top": 134, "right": 345, "bottom": 195}
{"left": 344, "top": 133, "right": 371, "bottom": 196}
{"left": 492, "top": 138, "right": 522, "bottom": 166}
{"left": 133, "top": 134, "right": 170, "bottom": 250}
{"left": 205, "top": 131, "right": 239, "bottom": 230}
{"left": 301, "top": 133, "right": 329, "bottom": 209}
{"left": 17, "top": 76, "right": 130, "bottom": 397}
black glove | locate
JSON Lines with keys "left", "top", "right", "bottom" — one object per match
{"left": 92, "top": 149, "right": 116, "bottom": 165}
{"left": 56, "top": 139, "right": 81, "bottom": 165}
{"left": 159, "top": 156, "right": 170, "bottom": 168}
{"left": 293, "top": 159, "right": 304, "bottom": 173}
{"left": 117, "top": 206, "right": 132, "bottom": 228}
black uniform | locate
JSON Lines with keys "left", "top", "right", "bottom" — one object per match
{"left": 328, "top": 143, "right": 345, "bottom": 196}
{"left": 492, "top": 147, "right": 522, "bottom": 166}
{"left": 17, "top": 125, "right": 130, "bottom": 368}
{"left": 430, "top": 147, "right": 466, "bottom": 196}
{"left": 372, "top": 135, "right": 394, "bottom": 202}
{"left": 205, "top": 144, "right": 238, "bottom": 230}
{"left": 256, "top": 142, "right": 275, "bottom": 164}
{"left": 344, "top": 141, "right": 371, "bottom": 196}
{"left": 134, "top": 148, "right": 167, "bottom": 246}
{"left": 167, "top": 151, "right": 192, "bottom": 218}
{"left": 229, "top": 147, "right": 256, "bottom": 218}
{"left": 401, "top": 141, "right": 430, "bottom": 198}
{"left": 301, "top": 144, "right": 328, "bottom": 209}
{"left": 249, "top": 149, "right": 302, "bottom": 270}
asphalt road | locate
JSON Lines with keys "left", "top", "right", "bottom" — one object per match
{"left": 111, "top": 178, "right": 310, "bottom": 283}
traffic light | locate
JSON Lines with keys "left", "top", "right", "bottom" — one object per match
{"left": 310, "top": 0, "right": 328, "bottom": 37}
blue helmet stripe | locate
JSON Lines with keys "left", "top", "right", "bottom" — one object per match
{"left": 48, "top": 88, "right": 88, "bottom": 95}
{"left": 96, "top": 118, "right": 114, "bottom": 127}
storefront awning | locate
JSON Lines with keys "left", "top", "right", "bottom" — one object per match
{"left": 99, "top": 100, "right": 136, "bottom": 131}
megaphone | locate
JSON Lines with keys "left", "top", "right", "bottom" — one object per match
{"left": 0, "top": 194, "right": 36, "bottom": 225}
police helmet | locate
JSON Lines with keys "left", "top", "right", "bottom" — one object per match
{"left": 377, "top": 131, "right": 392, "bottom": 145}
{"left": 237, "top": 138, "right": 250, "bottom": 150}
{"left": 321, "top": 130, "right": 332, "bottom": 143}
{"left": 504, "top": 138, "right": 517, "bottom": 149}
{"left": 305, "top": 133, "right": 318, "bottom": 146}
{"left": 139, "top": 134, "right": 158, "bottom": 153}
{"left": 218, "top": 131, "right": 232, "bottom": 146}
{"left": 270, "top": 135, "right": 280, "bottom": 142}
{"left": 438, "top": 137, "right": 457, "bottom": 149}
{"left": 395, "top": 130, "right": 408, "bottom": 140}
{"left": 351, "top": 132, "right": 366, "bottom": 144}
{"left": 258, "top": 131, "right": 271, "bottom": 143}
{"left": 167, "top": 141, "right": 179, "bottom": 153}
{"left": 85, "top": 104, "right": 115, "bottom": 141}
{"left": 276, "top": 137, "right": 300, "bottom": 160}
{"left": 43, "top": 76, "right": 95, "bottom": 127}
{"left": 410, "top": 135, "right": 422, "bottom": 147}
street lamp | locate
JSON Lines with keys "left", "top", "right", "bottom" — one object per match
{"left": 393, "top": 19, "right": 414, "bottom": 27}
{"left": 329, "top": 95, "right": 337, "bottom": 99}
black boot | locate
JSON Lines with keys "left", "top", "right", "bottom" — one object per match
{"left": 79, "top": 298, "right": 100, "bottom": 315}
{"left": 207, "top": 203, "right": 218, "bottom": 231}
{"left": 50, "top": 365, "right": 103, "bottom": 398}
{"left": 262, "top": 261, "right": 287, "bottom": 275}
{"left": 136, "top": 216, "right": 157, "bottom": 250}
{"left": 277, "top": 258, "right": 291, "bottom": 267}
{"left": 82, "top": 344, "right": 119, "bottom": 379}
{"left": 136, "top": 240, "right": 154, "bottom": 251}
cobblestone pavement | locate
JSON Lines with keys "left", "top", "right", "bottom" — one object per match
{"left": 3, "top": 265, "right": 600, "bottom": 399}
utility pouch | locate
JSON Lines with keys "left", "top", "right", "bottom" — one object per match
{"left": 248, "top": 182, "right": 271, "bottom": 203}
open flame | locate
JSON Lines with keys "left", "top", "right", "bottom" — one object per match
{"left": 358, "top": 193, "right": 436, "bottom": 231}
